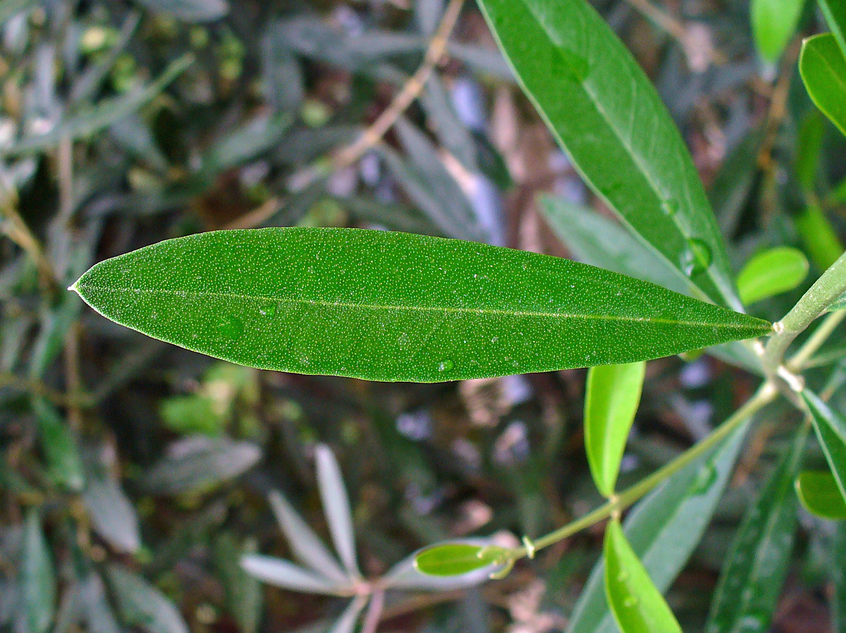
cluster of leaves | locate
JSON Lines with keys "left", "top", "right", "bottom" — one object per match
{"left": 5, "top": 0, "right": 846, "bottom": 632}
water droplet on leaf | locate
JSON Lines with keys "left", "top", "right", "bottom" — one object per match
{"left": 623, "top": 596, "right": 638, "bottom": 608}
{"left": 680, "top": 238, "right": 713, "bottom": 276}
{"left": 259, "top": 303, "right": 276, "bottom": 318}
{"left": 437, "top": 359, "right": 454, "bottom": 373}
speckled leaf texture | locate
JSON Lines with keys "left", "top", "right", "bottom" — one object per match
{"left": 475, "top": 0, "right": 743, "bottom": 311}
{"left": 72, "top": 228, "right": 771, "bottom": 383}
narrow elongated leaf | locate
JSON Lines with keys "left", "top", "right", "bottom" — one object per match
{"left": 32, "top": 397, "right": 84, "bottom": 491}
{"left": 476, "top": 0, "right": 741, "bottom": 309}
{"left": 801, "top": 34, "right": 846, "bottom": 137}
{"left": 795, "top": 471, "right": 846, "bottom": 519}
{"left": 213, "top": 534, "right": 263, "bottom": 633}
{"left": 736, "top": 247, "right": 809, "bottom": 305}
{"left": 603, "top": 519, "right": 682, "bottom": 633}
{"left": 82, "top": 447, "right": 140, "bottom": 553}
{"left": 820, "top": 0, "right": 846, "bottom": 57}
{"left": 240, "top": 555, "right": 352, "bottom": 595}
{"left": 329, "top": 597, "right": 368, "bottom": 633}
{"left": 267, "top": 491, "right": 349, "bottom": 583}
{"left": 704, "top": 428, "right": 806, "bottom": 633}
{"left": 107, "top": 566, "right": 189, "bottom": 633}
{"left": 585, "top": 362, "right": 646, "bottom": 497}
{"left": 803, "top": 390, "right": 846, "bottom": 503}
{"left": 751, "top": 0, "right": 807, "bottom": 62}
{"left": 414, "top": 543, "right": 507, "bottom": 577}
{"left": 568, "top": 422, "right": 749, "bottom": 633}
{"left": 22, "top": 510, "right": 55, "bottom": 633}
{"left": 314, "top": 445, "right": 361, "bottom": 579}
{"left": 72, "top": 228, "right": 771, "bottom": 383}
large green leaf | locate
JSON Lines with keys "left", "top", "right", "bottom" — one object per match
{"left": 603, "top": 519, "right": 682, "bottom": 633}
{"left": 567, "top": 422, "right": 749, "bottom": 633}
{"left": 820, "top": 0, "right": 846, "bottom": 57}
{"left": 751, "top": 0, "right": 807, "bottom": 62}
{"left": 800, "top": 34, "right": 846, "bottom": 138}
{"left": 704, "top": 428, "right": 806, "bottom": 633}
{"left": 585, "top": 362, "right": 646, "bottom": 497}
{"left": 71, "top": 228, "right": 770, "bottom": 383}
{"left": 803, "top": 390, "right": 846, "bottom": 504}
{"left": 476, "top": 0, "right": 741, "bottom": 310}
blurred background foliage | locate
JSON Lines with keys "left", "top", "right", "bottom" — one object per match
{"left": 0, "top": 0, "right": 845, "bottom": 632}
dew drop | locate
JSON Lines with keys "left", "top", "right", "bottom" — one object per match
{"left": 617, "top": 570, "right": 629, "bottom": 582}
{"left": 217, "top": 315, "right": 244, "bottom": 339}
{"left": 623, "top": 596, "right": 638, "bottom": 608}
{"left": 259, "top": 303, "right": 277, "bottom": 318}
{"left": 690, "top": 464, "right": 717, "bottom": 495}
{"left": 661, "top": 198, "right": 680, "bottom": 216}
{"left": 680, "top": 238, "right": 713, "bottom": 276}
{"left": 437, "top": 359, "right": 455, "bottom": 373}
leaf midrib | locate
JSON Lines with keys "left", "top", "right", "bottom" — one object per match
{"left": 75, "top": 284, "right": 760, "bottom": 330}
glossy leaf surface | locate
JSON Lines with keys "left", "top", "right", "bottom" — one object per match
{"left": 414, "top": 543, "right": 506, "bottom": 576}
{"left": 568, "top": 423, "right": 749, "bottom": 633}
{"left": 736, "top": 247, "right": 809, "bottom": 305}
{"left": 72, "top": 228, "right": 770, "bottom": 383}
{"left": 585, "top": 362, "right": 646, "bottom": 497}
{"left": 477, "top": 0, "right": 741, "bottom": 309}
{"left": 803, "top": 390, "right": 846, "bottom": 504}
{"left": 795, "top": 471, "right": 846, "bottom": 520}
{"left": 751, "top": 0, "right": 806, "bottom": 62}
{"left": 704, "top": 428, "right": 805, "bottom": 633}
{"left": 603, "top": 518, "right": 682, "bottom": 633}
{"left": 801, "top": 34, "right": 846, "bottom": 137}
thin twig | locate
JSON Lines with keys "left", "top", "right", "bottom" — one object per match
{"left": 225, "top": 0, "right": 465, "bottom": 231}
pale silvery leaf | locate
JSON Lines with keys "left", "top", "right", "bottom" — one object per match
{"left": 315, "top": 445, "right": 362, "bottom": 579}
{"left": 240, "top": 555, "right": 354, "bottom": 596}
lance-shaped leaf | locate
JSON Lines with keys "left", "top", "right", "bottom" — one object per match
{"left": 751, "top": 0, "right": 807, "bottom": 62}
{"left": 476, "top": 0, "right": 741, "bottom": 310}
{"left": 567, "top": 421, "right": 749, "bottom": 633}
{"left": 736, "top": 247, "right": 809, "bottom": 306}
{"left": 820, "top": 0, "right": 846, "bottom": 57}
{"left": 795, "top": 471, "right": 846, "bottom": 520}
{"left": 603, "top": 518, "right": 682, "bottom": 633}
{"left": 803, "top": 390, "right": 846, "bottom": 504}
{"left": 32, "top": 397, "right": 84, "bottom": 491}
{"left": 107, "top": 566, "right": 189, "bottom": 633}
{"left": 267, "top": 490, "right": 349, "bottom": 583}
{"left": 704, "top": 427, "right": 806, "bottom": 633}
{"left": 314, "top": 445, "right": 361, "bottom": 579}
{"left": 71, "top": 228, "right": 771, "bottom": 383}
{"left": 801, "top": 34, "right": 846, "bottom": 138}
{"left": 585, "top": 362, "right": 646, "bottom": 497}
{"left": 240, "top": 555, "right": 352, "bottom": 595}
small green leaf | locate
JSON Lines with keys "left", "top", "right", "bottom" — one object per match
{"left": 796, "top": 204, "right": 844, "bottom": 271}
{"left": 476, "top": 0, "right": 741, "bottom": 310}
{"left": 801, "top": 34, "right": 846, "bottom": 138}
{"left": 71, "top": 228, "right": 771, "bottom": 383}
{"left": 819, "top": 0, "right": 846, "bottom": 57}
{"left": 603, "top": 518, "right": 682, "bottom": 633}
{"left": 585, "top": 362, "right": 646, "bottom": 497}
{"left": 107, "top": 565, "right": 189, "bottom": 633}
{"left": 803, "top": 390, "right": 846, "bottom": 504}
{"left": 414, "top": 543, "right": 507, "bottom": 577}
{"left": 751, "top": 0, "right": 807, "bottom": 62}
{"left": 705, "top": 427, "right": 806, "bottom": 633}
{"left": 795, "top": 471, "right": 846, "bottom": 520}
{"left": 736, "top": 247, "right": 809, "bottom": 305}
